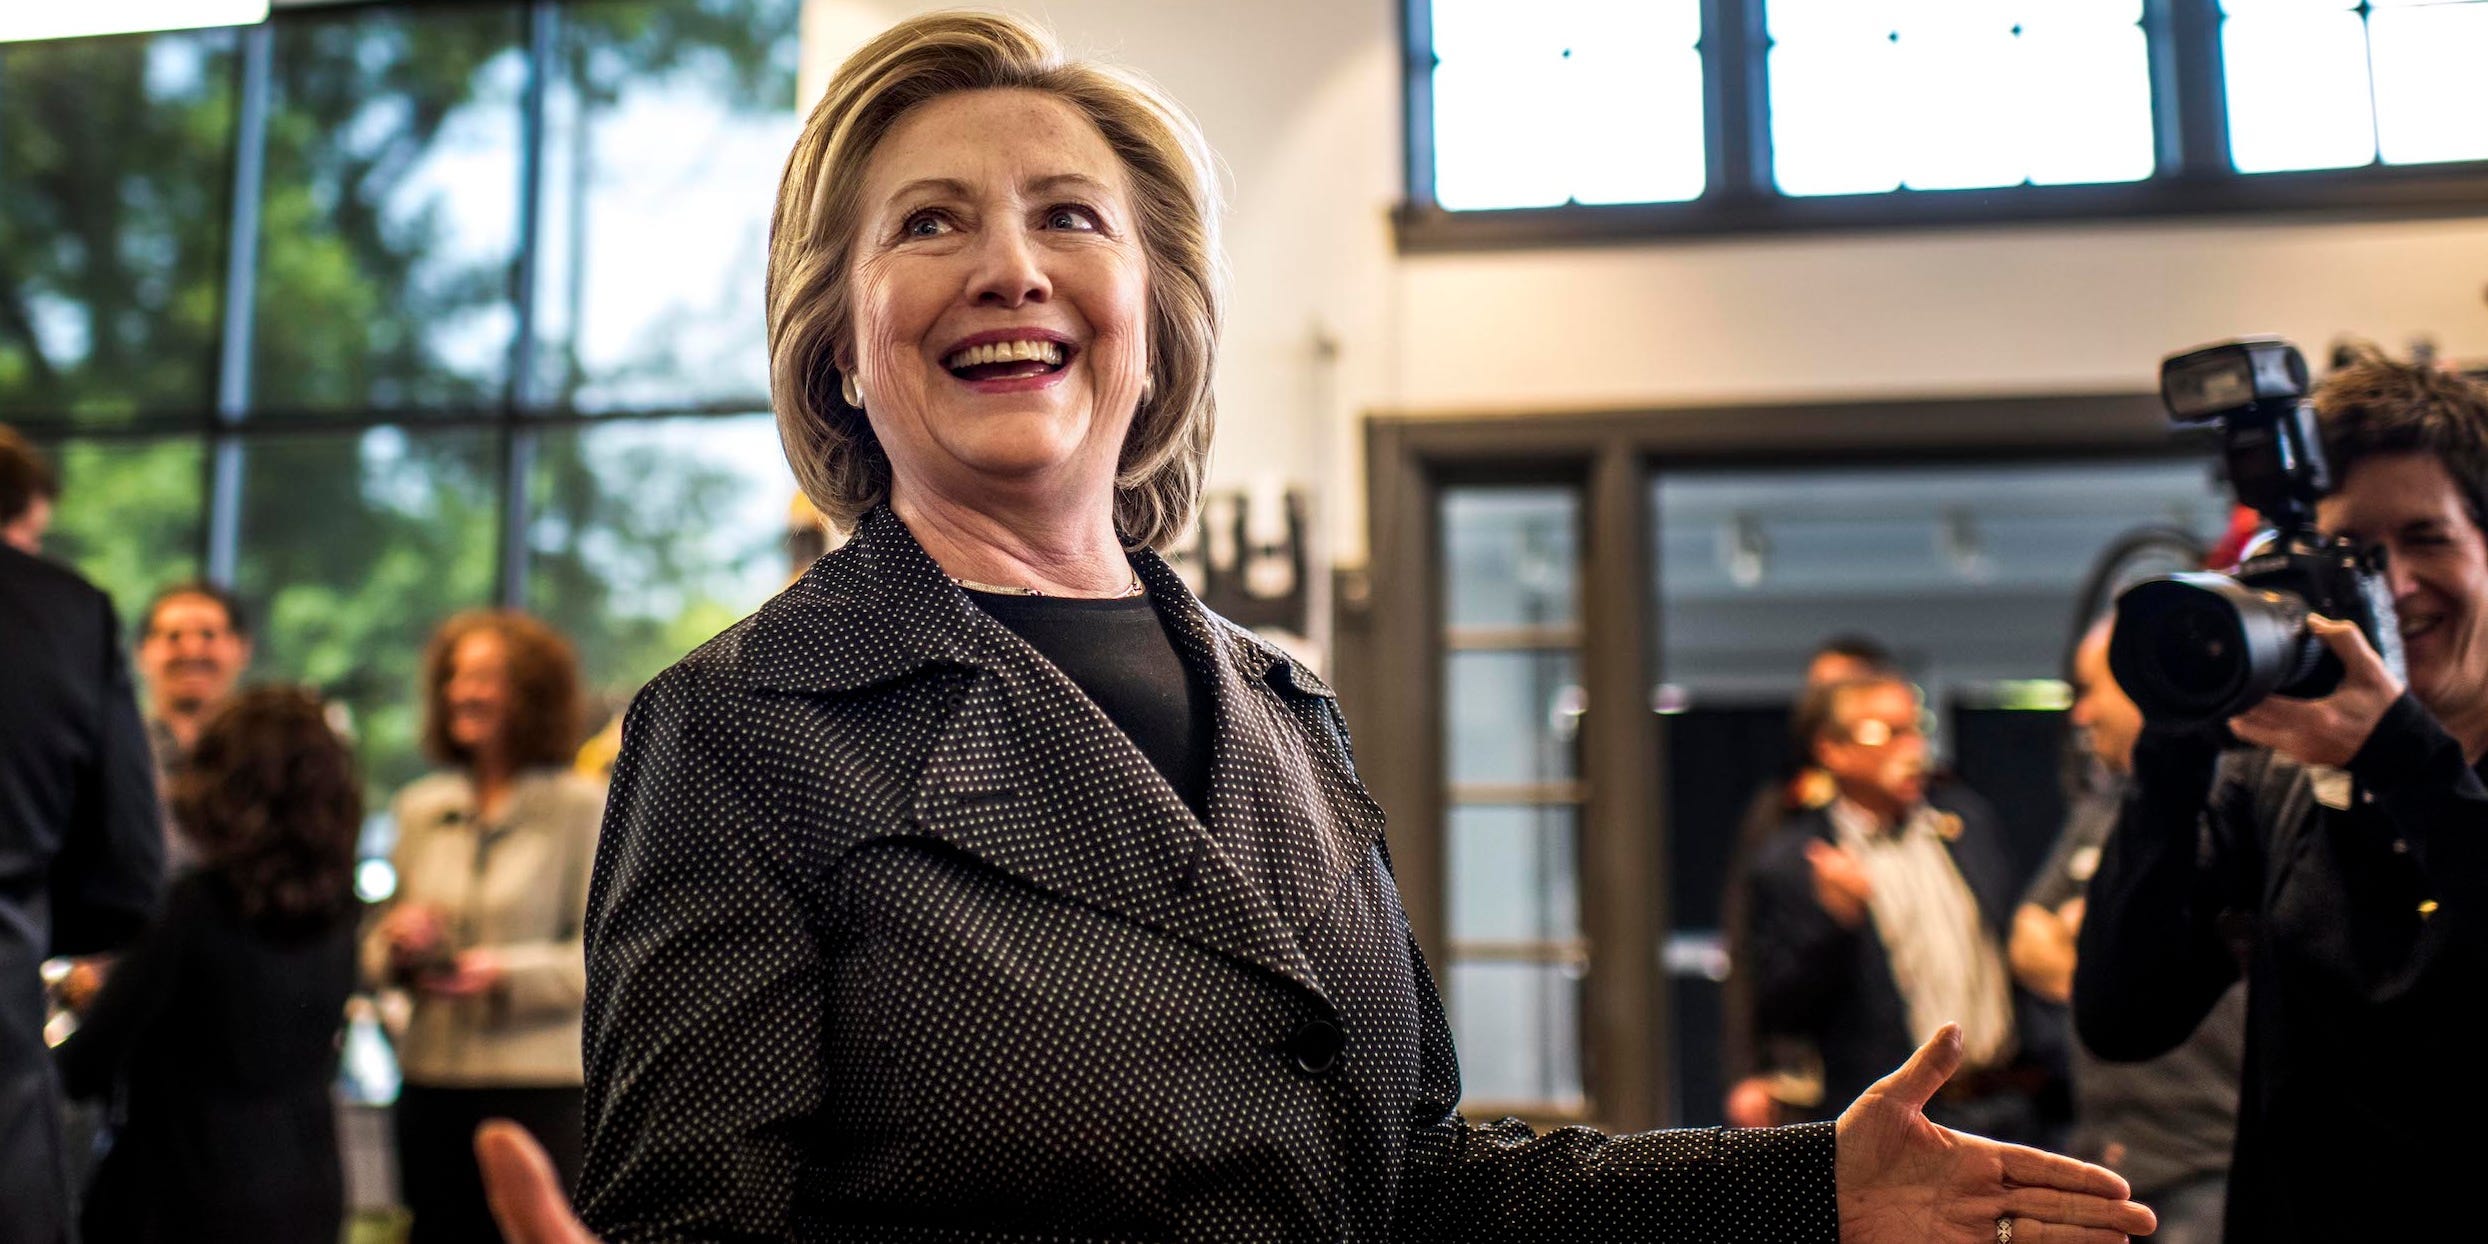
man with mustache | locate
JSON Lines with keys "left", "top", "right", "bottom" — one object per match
{"left": 134, "top": 582, "right": 254, "bottom": 866}
{"left": 1742, "top": 674, "right": 2052, "bottom": 1142}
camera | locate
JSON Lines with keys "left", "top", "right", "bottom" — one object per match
{"left": 2108, "top": 338, "right": 2405, "bottom": 724}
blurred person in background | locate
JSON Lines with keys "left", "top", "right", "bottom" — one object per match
{"left": 133, "top": 582, "right": 256, "bottom": 871}
{"left": 1, "top": 422, "right": 57, "bottom": 554}
{"left": 1743, "top": 674, "right": 2058, "bottom": 1144}
{"left": 1, "top": 423, "right": 163, "bottom": 1243}
{"left": 53, "top": 582, "right": 258, "bottom": 1172}
{"left": 1722, "top": 634, "right": 1899, "bottom": 1128}
{"left": 56, "top": 583, "right": 256, "bottom": 1007}
{"left": 53, "top": 687, "right": 363, "bottom": 1244}
{"left": 367, "top": 610, "right": 605, "bottom": 1243}
{"left": 133, "top": 583, "right": 256, "bottom": 799}
{"left": 2011, "top": 616, "right": 2241, "bottom": 1244}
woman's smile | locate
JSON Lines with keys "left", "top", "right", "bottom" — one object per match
{"left": 937, "top": 327, "right": 1079, "bottom": 394}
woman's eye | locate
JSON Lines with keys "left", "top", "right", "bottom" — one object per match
{"left": 903, "top": 212, "right": 949, "bottom": 238}
{"left": 1045, "top": 205, "right": 1101, "bottom": 232}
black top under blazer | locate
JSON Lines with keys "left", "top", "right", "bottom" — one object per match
{"left": 580, "top": 507, "right": 1837, "bottom": 1242}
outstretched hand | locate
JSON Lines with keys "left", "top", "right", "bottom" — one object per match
{"left": 475, "top": 1120, "right": 601, "bottom": 1244}
{"left": 1836, "top": 1025, "right": 2156, "bottom": 1243}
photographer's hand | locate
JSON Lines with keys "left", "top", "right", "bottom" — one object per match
{"left": 2229, "top": 615, "right": 2405, "bottom": 768}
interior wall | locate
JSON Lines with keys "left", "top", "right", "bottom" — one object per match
{"left": 801, "top": 0, "right": 2488, "bottom": 566}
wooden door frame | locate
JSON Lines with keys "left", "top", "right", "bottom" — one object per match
{"left": 1339, "top": 390, "right": 2177, "bottom": 1130}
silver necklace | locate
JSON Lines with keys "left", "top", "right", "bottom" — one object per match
{"left": 949, "top": 573, "right": 1145, "bottom": 599}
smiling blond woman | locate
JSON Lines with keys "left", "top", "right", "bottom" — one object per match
{"left": 570, "top": 14, "right": 2155, "bottom": 1244}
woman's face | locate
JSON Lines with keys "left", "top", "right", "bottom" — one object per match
{"left": 845, "top": 88, "right": 1152, "bottom": 516}
{"left": 444, "top": 629, "right": 513, "bottom": 762}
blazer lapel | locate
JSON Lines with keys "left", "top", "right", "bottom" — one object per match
{"left": 760, "top": 507, "right": 1330, "bottom": 1005}
{"left": 908, "top": 659, "right": 1328, "bottom": 1004}
{"left": 1138, "top": 551, "right": 1389, "bottom": 933}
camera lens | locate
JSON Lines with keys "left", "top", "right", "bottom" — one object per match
{"left": 2152, "top": 605, "right": 2236, "bottom": 701}
{"left": 2110, "top": 573, "right": 2313, "bottom": 723}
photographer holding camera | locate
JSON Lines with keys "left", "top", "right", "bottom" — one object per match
{"left": 2076, "top": 343, "right": 2488, "bottom": 1242}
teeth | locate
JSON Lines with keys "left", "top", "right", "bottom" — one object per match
{"left": 945, "top": 339, "right": 1063, "bottom": 370}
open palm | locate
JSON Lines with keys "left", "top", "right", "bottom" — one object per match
{"left": 1837, "top": 1025, "right": 2156, "bottom": 1243}
{"left": 477, "top": 1122, "right": 601, "bottom": 1244}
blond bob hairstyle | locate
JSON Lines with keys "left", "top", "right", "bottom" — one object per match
{"left": 767, "top": 11, "right": 1225, "bottom": 551}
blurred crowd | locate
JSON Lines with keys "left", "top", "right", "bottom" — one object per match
{"left": 1715, "top": 626, "right": 2243, "bottom": 1244}
{"left": 5, "top": 414, "right": 2243, "bottom": 1243}
{"left": 6, "top": 423, "right": 616, "bottom": 1242}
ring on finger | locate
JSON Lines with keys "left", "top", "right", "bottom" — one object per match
{"left": 1995, "top": 1216, "right": 2013, "bottom": 1244}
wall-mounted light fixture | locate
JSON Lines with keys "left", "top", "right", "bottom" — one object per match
{"left": 1, "top": 0, "right": 268, "bottom": 44}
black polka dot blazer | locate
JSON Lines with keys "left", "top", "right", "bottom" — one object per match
{"left": 579, "top": 506, "right": 1837, "bottom": 1242}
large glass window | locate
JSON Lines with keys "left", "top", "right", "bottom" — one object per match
{"left": 4, "top": 0, "right": 802, "bottom": 816}
{"left": 251, "top": 6, "right": 527, "bottom": 413}
{"left": 527, "top": 414, "right": 797, "bottom": 704}
{"left": 0, "top": 27, "right": 235, "bottom": 422}
{"left": 234, "top": 430, "right": 502, "bottom": 802}
{"left": 530, "top": 3, "right": 799, "bottom": 410}
{"left": 2222, "top": 0, "right": 2488, "bottom": 174}
{"left": 1428, "top": 0, "right": 1705, "bottom": 211}
{"left": 1440, "top": 486, "right": 1587, "bottom": 1114}
{"left": 37, "top": 437, "right": 206, "bottom": 619}
{"left": 1768, "top": 0, "right": 2154, "bottom": 196}
{"left": 1409, "top": 0, "right": 2488, "bottom": 237}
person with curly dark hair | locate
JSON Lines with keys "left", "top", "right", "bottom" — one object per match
{"left": 2079, "top": 350, "right": 2488, "bottom": 1240}
{"left": 53, "top": 686, "right": 362, "bottom": 1244}
{"left": 366, "top": 609, "right": 604, "bottom": 1243}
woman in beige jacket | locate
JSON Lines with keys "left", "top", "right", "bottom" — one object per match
{"left": 367, "top": 610, "right": 605, "bottom": 1244}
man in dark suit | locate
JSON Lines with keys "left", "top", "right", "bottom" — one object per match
{"left": 1721, "top": 634, "right": 1900, "bottom": 1128}
{"left": 0, "top": 426, "right": 166, "bottom": 1242}
{"left": 1743, "top": 673, "right": 2053, "bottom": 1144}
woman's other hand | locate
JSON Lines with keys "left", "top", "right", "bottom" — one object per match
{"left": 476, "top": 1120, "right": 599, "bottom": 1244}
{"left": 418, "top": 948, "right": 505, "bottom": 998}
{"left": 379, "top": 903, "right": 447, "bottom": 963}
{"left": 1836, "top": 1025, "right": 2157, "bottom": 1242}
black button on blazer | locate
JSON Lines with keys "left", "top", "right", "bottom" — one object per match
{"left": 580, "top": 506, "right": 1837, "bottom": 1242}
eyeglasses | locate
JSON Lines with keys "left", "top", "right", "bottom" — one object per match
{"left": 1842, "top": 716, "right": 1928, "bottom": 748}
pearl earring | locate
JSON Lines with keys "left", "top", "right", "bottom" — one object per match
{"left": 840, "top": 372, "right": 864, "bottom": 409}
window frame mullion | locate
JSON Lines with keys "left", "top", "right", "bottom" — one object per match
{"left": 204, "top": 19, "right": 273, "bottom": 587}
{"left": 495, "top": 0, "right": 558, "bottom": 610}
{"left": 1700, "top": 0, "right": 1771, "bottom": 204}
{"left": 2160, "top": 0, "right": 2233, "bottom": 181}
{"left": 1400, "top": 0, "right": 1439, "bottom": 212}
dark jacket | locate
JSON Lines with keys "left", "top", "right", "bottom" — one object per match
{"left": 580, "top": 506, "right": 1836, "bottom": 1243}
{"left": 0, "top": 548, "right": 164, "bottom": 1243}
{"left": 2076, "top": 697, "right": 2487, "bottom": 1242}
{"left": 1744, "top": 784, "right": 2055, "bottom": 1119}
{"left": 53, "top": 870, "right": 358, "bottom": 1244}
